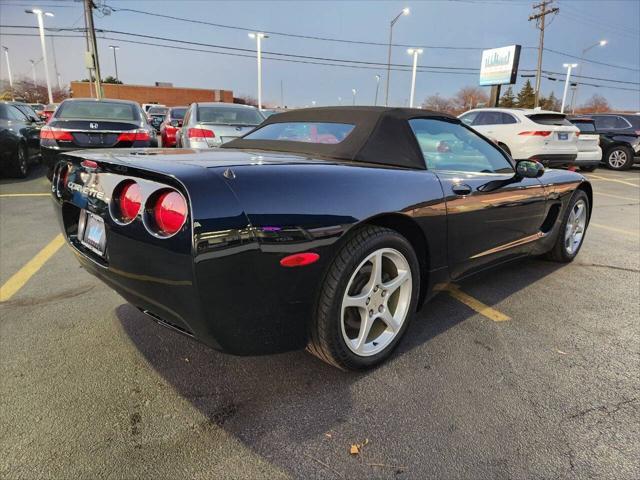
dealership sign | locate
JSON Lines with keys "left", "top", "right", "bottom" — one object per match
{"left": 479, "top": 45, "right": 521, "bottom": 86}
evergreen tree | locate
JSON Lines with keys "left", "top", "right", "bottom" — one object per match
{"left": 516, "top": 80, "right": 535, "bottom": 108}
{"left": 499, "top": 86, "right": 516, "bottom": 107}
{"left": 542, "top": 91, "right": 560, "bottom": 111}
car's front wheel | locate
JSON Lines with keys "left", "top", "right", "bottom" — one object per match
{"left": 9, "top": 143, "right": 29, "bottom": 178}
{"left": 545, "top": 190, "right": 590, "bottom": 262}
{"left": 307, "top": 225, "right": 420, "bottom": 370}
{"left": 605, "top": 145, "right": 633, "bottom": 170}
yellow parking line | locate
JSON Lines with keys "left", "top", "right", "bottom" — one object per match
{"left": 590, "top": 223, "right": 639, "bottom": 237}
{"left": 586, "top": 174, "right": 639, "bottom": 188}
{"left": 435, "top": 283, "right": 511, "bottom": 322}
{"left": 594, "top": 191, "right": 639, "bottom": 202}
{"left": 0, "top": 234, "right": 65, "bottom": 302}
{"left": 0, "top": 193, "right": 50, "bottom": 197}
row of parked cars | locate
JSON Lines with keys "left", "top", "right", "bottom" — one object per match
{"left": 1, "top": 99, "right": 638, "bottom": 178}
{"left": 460, "top": 107, "right": 640, "bottom": 171}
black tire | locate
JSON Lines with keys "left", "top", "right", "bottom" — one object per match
{"left": 545, "top": 189, "right": 590, "bottom": 263}
{"left": 307, "top": 225, "right": 420, "bottom": 370}
{"left": 10, "top": 143, "right": 29, "bottom": 178}
{"left": 579, "top": 165, "right": 597, "bottom": 172}
{"left": 498, "top": 143, "right": 512, "bottom": 157}
{"left": 604, "top": 145, "right": 634, "bottom": 170}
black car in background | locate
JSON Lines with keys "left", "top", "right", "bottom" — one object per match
{"left": 582, "top": 113, "right": 640, "bottom": 170}
{"left": 41, "top": 98, "right": 155, "bottom": 177}
{"left": 0, "top": 102, "right": 43, "bottom": 177}
{"left": 147, "top": 106, "right": 168, "bottom": 133}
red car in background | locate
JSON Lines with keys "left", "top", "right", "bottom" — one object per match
{"left": 159, "top": 106, "right": 187, "bottom": 147}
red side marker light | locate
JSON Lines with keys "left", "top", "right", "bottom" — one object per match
{"left": 280, "top": 252, "right": 320, "bottom": 268}
{"left": 81, "top": 159, "right": 98, "bottom": 169}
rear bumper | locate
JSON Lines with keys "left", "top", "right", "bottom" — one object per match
{"left": 575, "top": 150, "right": 602, "bottom": 166}
{"left": 528, "top": 153, "right": 577, "bottom": 168}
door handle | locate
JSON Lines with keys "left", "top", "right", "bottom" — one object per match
{"left": 452, "top": 184, "right": 473, "bottom": 196}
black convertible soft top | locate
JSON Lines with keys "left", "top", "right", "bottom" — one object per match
{"left": 221, "top": 106, "right": 458, "bottom": 170}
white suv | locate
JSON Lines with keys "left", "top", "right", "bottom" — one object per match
{"left": 459, "top": 108, "right": 579, "bottom": 168}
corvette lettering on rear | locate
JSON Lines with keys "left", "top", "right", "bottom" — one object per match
{"left": 67, "top": 181, "right": 106, "bottom": 200}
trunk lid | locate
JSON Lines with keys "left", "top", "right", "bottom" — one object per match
{"left": 47, "top": 119, "right": 143, "bottom": 148}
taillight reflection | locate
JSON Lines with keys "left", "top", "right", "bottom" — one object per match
{"left": 152, "top": 190, "right": 188, "bottom": 236}
{"left": 110, "top": 180, "right": 142, "bottom": 224}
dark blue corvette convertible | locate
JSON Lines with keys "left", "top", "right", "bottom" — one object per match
{"left": 51, "top": 107, "right": 592, "bottom": 370}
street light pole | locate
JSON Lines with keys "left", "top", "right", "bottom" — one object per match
{"left": 374, "top": 75, "right": 380, "bottom": 106}
{"left": 570, "top": 39, "right": 607, "bottom": 113}
{"left": 2, "top": 46, "right": 14, "bottom": 100}
{"left": 109, "top": 45, "right": 120, "bottom": 82}
{"left": 248, "top": 32, "right": 268, "bottom": 110}
{"left": 560, "top": 63, "right": 578, "bottom": 113}
{"left": 384, "top": 7, "right": 410, "bottom": 107}
{"left": 26, "top": 9, "right": 55, "bottom": 104}
{"left": 407, "top": 48, "right": 423, "bottom": 108}
{"left": 352, "top": 89, "right": 357, "bottom": 106}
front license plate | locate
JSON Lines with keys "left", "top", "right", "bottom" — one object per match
{"left": 80, "top": 210, "right": 106, "bottom": 256}
{"left": 558, "top": 132, "right": 568, "bottom": 140}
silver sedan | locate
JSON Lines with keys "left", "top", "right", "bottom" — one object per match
{"left": 176, "top": 102, "right": 265, "bottom": 148}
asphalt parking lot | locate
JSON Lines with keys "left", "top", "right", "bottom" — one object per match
{"left": 1, "top": 165, "right": 638, "bottom": 479}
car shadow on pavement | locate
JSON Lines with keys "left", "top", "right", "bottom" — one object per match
{"left": 116, "top": 256, "right": 564, "bottom": 476}
{"left": 0, "top": 164, "right": 48, "bottom": 185}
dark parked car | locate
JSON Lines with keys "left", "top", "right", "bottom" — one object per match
{"left": 0, "top": 102, "right": 43, "bottom": 177}
{"left": 50, "top": 107, "right": 592, "bottom": 370}
{"left": 147, "top": 106, "right": 169, "bottom": 133}
{"left": 582, "top": 113, "right": 640, "bottom": 170}
{"left": 41, "top": 98, "right": 155, "bottom": 177}
{"left": 159, "top": 106, "right": 187, "bottom": 147}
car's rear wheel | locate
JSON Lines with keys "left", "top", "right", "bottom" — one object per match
{"left": 545, "top": 190, "right": 590, "bottom": 263}
{"left": 307, "top": 225, "right": 420, "bottom": 370}
{"left": 10, "top": 143, "right": 29, "bottom": 178}
{"left": 605, "top": 145, "right": 633, "bottom": 170}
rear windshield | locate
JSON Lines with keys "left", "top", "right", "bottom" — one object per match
{"left": 56, "top": 101, "right": 139, "bottom": 121}
{"left": 527, "top": 113, "right": 572, "bottom": 126}
{"left": 30, "top": 104, "right": 45, "bottom": 111}
{"left": 197, "top": 106, "right": 264, "bottom": 126}
{"left": 571, "top": 120, "right": 596, "bottom": 132}
{"left": 170, "top": 107, "right": 187, "bottom": 120}
{"left": 148, "top": 107, "right": 168, "bottom": 115}
{"left": 243, "top": 122, "right": 355, "bottom": 144}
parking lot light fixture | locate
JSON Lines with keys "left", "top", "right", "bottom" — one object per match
{"left": 407, "top": 48, "right": 423, "bottom": 108}
{"left": 561, "top": 63, "right": 578, "bottom": 113}
{"left": 25, "top": 8, "right": 54, "bottom": 104}
{"left": 352, "top": 88, "right": 357, "bottom": 106}
{"left": 248, "top": 32, "right": 268, "bottom": 110}
{"left": 385, "top": 7, "right": 410, "bottom": 107}
{"left": 2, "top": 46, "right": 14, "bottom": 100}
{"left": 109, "top": 45, "right": 120, "bottom": 82}
{"left": 571, "top": 39, "right": 607, "bottom": 113}
{"left": 374, "top": 75, "right": 381, "bottom": 106}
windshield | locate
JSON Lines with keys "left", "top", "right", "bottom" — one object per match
{"left": 527, "top": 114, "right": 572, "bottom": 126}
{"left": 148, "top": 107, "right": 168, "bottom": 115}
{"left": 197, "top": 106, "right": 264, "bottom": 125}
{"left": 243, "top": 122, "right": 355, "bottom": 144}
{"left": 56, "top": 101, "right": 139, "bottom": 121}
{"left": 170, "top": 107, "right": 187, "bottom": 120}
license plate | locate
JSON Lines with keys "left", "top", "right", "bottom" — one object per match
{"left": 79, "top": 210, "right": 106, "bottom": 256}
{"left": 558, "top": 132, "right": 568, "bottom": 140}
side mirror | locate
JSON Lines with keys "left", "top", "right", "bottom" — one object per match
{"left": 516, "top": 160, "right": 544, "bottom": 178}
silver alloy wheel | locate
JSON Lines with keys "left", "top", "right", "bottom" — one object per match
{"left": 565, "top": 199, "right": 587, "bottom": 255}
{"left": 18, "top": 146, "right": 27, "bottom": 175}
{"left": 608, "top": 149, "right": 627, "bottom": 169}
{"left": 341, "top": 248, "right": 412, "bottom": 357}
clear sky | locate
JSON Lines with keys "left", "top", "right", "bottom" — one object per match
{"left": 1, "top": 0, "right": 639, "bottom": 110}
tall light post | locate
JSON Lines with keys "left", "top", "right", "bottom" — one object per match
{"left": 571, "top": 39, "right": 607, "bottom": 113}
{"left": 374, "top": 74, "right": 381, "bottom": 106}
{"left": 560, "top": 63, "right": 578, "bottom": 113}
{"left": 352, "top": 89, "right": 357, "bottom": 106}
{"left": 385, "top": 7, "right": 410, "bottom": 107}
{"left": 248, "top": 32, "right": 268, "bottom": 110}
{"left": 407, "top": 48, "right": 423, "bottom": 108}
{"left": 109, "top": 45, "right": 120, "bottom": 82}
{"left": 2, "top": 46, "right": 14, "bottom": 100}
{"left": 25, "top": 9, "right": 54, "bottom": 105}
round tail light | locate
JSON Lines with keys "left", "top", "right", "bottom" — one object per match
{"left": 111, "top": 180, "right": 142, "bottom": 224}
{"left": 152, "top": 190, "right": 187, "bottom": 236}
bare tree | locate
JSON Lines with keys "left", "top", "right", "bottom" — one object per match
{"left": 421, "top": 94, "right": 456, "bottom": 114}
{"left": 578, "top": 94, "right": 611, "bottom": 113}
{"left": 453, "top": 86, "right": 489, "bottom": 114}
{"left": 2, "top": 78, "right": 69, "bottom": 104}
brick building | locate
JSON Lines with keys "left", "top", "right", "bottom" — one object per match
{"left": 69, "top": 82, "right": 233, "bottom": 106}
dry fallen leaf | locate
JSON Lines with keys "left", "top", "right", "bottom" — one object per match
{"left": 349, "top": 439, "right": 369, "bottom": 455}
{"left": 325, "top": 432, "right": 332, "bottom": 438}
{"left": 557, "top": 350, "right": 568, "bottom": 355}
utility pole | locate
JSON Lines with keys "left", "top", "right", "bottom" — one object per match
{"left": 84, "top": 0, "right": 102, "bottom": 99}
{"left": 528, "top": 0, "right": 558, "bottom": 108}
{"left": 2, "top": 47, "right": 14, "bottom": 100}
{"left": 50, "top": 36, "right": 61, "bottom": 89}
